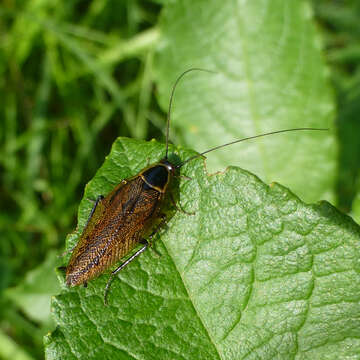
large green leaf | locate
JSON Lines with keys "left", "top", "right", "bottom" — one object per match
{"left": 154, "top": 0, "right": 336, "bottom": 203}
{"left": 45, "top": 138, "right": 360, "bottom": 359}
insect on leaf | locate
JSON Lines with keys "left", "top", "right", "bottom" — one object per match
{"left": 45, "top": 138, "right": 360, "bottom": 360}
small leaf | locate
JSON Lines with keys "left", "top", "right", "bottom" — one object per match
{"left": 154, "top": 0, "right": 337, "bottom": 203}
{"left": 45, "top": 138, "right": 360, "bottom": 360}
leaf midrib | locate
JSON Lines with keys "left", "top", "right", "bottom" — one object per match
{"left": 161, "top": 201, "right": 223, "bottom": 360}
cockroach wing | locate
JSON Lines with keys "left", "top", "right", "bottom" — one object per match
{"left": 66, "top": 176, "right": 163, "bottom": 286}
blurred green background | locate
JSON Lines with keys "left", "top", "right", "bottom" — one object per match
{"left": 0, "top": 0, "right": 360, "bottom": 359}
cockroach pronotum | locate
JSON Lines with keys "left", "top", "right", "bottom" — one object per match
{"left": 65, "top": 68, "right": 327, "bottom": 305}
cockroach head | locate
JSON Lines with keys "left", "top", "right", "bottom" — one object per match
{"left": 160, "top": 158, "right": 176, "bottom": 174}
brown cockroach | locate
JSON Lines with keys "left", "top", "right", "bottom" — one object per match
{"left": 65, "top": 68, "right": 327, "bottom": 305}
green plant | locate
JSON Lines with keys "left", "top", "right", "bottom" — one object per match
{"left": 1, "top": 0, "right": 360, "bottom": 359}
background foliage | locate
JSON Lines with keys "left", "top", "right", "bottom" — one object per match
{"left": 0, "top": 0, "right": 359, "bottom": 359}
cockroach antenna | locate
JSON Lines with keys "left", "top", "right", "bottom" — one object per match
{"left": 165, "top": 68, "right": 216, "bottom": 159}
{"left": 175, "top": 127, "right": 329, "bottom": 168}
{"left": 164, "top": 69, "right": 328, "bottom": 165}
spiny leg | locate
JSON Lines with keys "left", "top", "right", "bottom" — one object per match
{"left": 104, "top": 243, "right": 148, "bottom": 305}
{"left": 140, "top": 214, "right": 167, "bottom": 257}
{"left": 170, "top": 193, "right": 194, "bottom": 216}
{"left": 149, "top": 214, "right": 167, "bottom": 242}
{"left": 175, "top": 174, "right": 192, "bottom": 181}
{"left": 85, "top": 195, "right": 104, "bottom": 228}
{"left": 104, "top": 215, "right": 169, "bottom": 305}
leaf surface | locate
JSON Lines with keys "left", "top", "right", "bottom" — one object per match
{"left": 154, "top": 0, "right": 337, "bottom": 203}
{"left": 45, "top": 138, "right": 360, "bottom": 360}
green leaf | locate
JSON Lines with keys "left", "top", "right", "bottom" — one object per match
{"left": 352, "top": 192, "right": 360, "bottom": 225}
{"left": 45, "top": 138, "right": 360, "bottom": 360}
{"left": 6, "top": 251, "right": 61, "bottom": 324}
{"left": 154, "top": 0, "right": 337, "bottom": 203}
{"left": 0, "top": 330, "right": 35, "bottom": 360}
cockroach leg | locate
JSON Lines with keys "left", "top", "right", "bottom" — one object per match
{"left": 138, "top": 238, "right": 160, "bottom": 257}
{"left": 148, "top": 214, "right": 167, "bottom": 242}
{"left": 104, "top": 244, "right": 148, "bottom": 306}
{"left": 170, "top": 193, "right": 195, "bottom": 216}
{"left": 143, "top": 214, "right": 167, "bottom": 257}
{"left": 85, "top": 195, "right": 105, "bottom": 228}
{"left": 175, "top": 174, "right": 192, "bottom": 181}
{"left": 57, "top": 266, "right": 66, "bottom": 272}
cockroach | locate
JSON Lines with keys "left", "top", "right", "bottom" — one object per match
{"left": 65, "top": 68, "right": 328, "bottom": 305}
